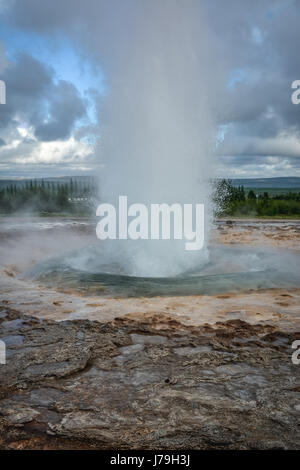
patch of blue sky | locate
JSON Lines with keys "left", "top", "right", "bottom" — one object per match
{"left": 0, "top": 24, "right": 103, "bottom": 124}
{"left": 227, "top": 65, "right": 263, "bottom": 90}
{"left": 227, "top": 68, "right": 247, "bottom": 89}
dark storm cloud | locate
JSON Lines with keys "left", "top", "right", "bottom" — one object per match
{"left": 3, "top": 0, "right": 300, "bottom": 175}
{"left": 34, "top": 81, "right": 86, "bottom": 141}
{"left": 0, "top": 52, "right": 87, "bottom": 141}
{"left": 0, "top": 53, "right": 51, "bottom": 129}
{"left": 5, "top": 0, "right": 86, "bottom": 31}
{"left": 204, "top": 0, "right": 300, "bottom": 163}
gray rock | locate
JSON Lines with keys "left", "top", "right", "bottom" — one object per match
{"left": 0, "top": 307, "right": 300, "bottom": 450}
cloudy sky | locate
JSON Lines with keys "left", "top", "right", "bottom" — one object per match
{"left": 0, "top": 0, "right": 300, "bottom": 179}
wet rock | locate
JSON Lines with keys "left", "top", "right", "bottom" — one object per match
{"left": 0, "top": 306, "right": 300, "bottom": 449}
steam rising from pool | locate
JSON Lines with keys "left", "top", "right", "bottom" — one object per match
{"left": 30, "top": 244, "right": 300, "bottom": 298}
{"left": 97, "top": 1, "right": 215, "bottom": 277}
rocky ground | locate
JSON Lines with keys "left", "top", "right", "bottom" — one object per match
{"left": 213, "top": 218, "right": 300, "bottom": 249}
{"left": 0, "top": 218, "right": 300, "bottom": 449}
{"left": 1, "top": 305, "right": 300, "bottom": 450}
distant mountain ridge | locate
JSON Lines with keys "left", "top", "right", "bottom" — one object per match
{"left": 231, "top": 177, "right": 300, "bottom": 189}
{"left": 1, "top": 176, "right": 300, "bottom": 190}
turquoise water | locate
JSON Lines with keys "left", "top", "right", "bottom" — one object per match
{"left": 27, "top": 244, "right": 300, "bottom": 298}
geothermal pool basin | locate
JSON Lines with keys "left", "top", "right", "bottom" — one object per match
{"left": 28, "top": 243, "right": 300, "bottom": 298}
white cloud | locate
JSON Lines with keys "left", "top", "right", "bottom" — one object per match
{"left": 0, "top": 134, "right": 95, "bottom": 176}
{"left": 16, "top": 137, "right": 93, "bottom": 164}
{"left": 218, "top": 132, "right": 300, "bottom": 159}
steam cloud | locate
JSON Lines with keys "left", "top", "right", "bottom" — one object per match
{"left": 97, "top": 1, "right": 215, "bottom": 276}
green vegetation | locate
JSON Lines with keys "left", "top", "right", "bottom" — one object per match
{"left": 214, "top": 179, "right": 300, "bottom": 218}
{"left": 0, "top": 178, "right": 97, "bottom": 215}
{"left": 1, "top": 177, "right": 300, "bottom": 218}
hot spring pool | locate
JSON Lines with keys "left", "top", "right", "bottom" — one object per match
{"left": 26, "top": 244, "right": 300, "bottom": 298}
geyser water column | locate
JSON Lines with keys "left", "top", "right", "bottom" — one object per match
{"left": 98, "top": 0, "right": 215, "bottom": 277}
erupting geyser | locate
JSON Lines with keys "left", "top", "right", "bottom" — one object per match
{"left": 98, "top": 0, "right": 215, "bottom": 277}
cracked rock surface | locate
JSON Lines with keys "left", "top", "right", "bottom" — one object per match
{"left": 0, "top": 306, "right": 300, "bottom": 449}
